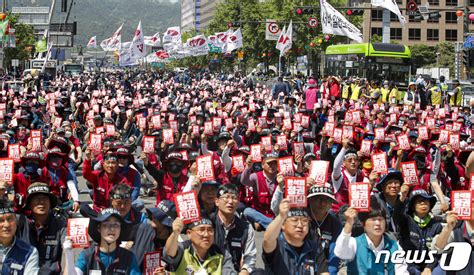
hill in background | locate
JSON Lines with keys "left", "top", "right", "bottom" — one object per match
{"left": 9, "top": 0, "right": 181, "bottom": 46}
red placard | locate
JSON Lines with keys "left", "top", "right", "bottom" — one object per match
{"left": 439, "top": 130, "right": 450, "bottom": 144}
{"left": 449, "top": 133, "right": 460, "bottom": 150}
{"left": 418, "top": 126, "right": 429, "bottom": 140}
{"left": 390, "top": 113, "right": 397, "bottom": 123}
{"left": 401, "top": 161, "right": 419, "bottom": 185}
{"left": 168, "top": 121, "right": 178, "bottom": 132}
{"left": 258, "top": 116, "right": 267, "bottom": 128}
{"left": 106, "top": 124, "right": 116, "bottom": 137}
{"left": 144, "top": 250, "right": 162, "bottom": 275}
{"left": 471, "top": 175, "right": 474, "bottom": 191}
{"left": 371, "top": 153, "right": 388, "bottom": 175}
{"left": 342, "top": 125, "right": 354, "bottom": 141}
{"left": 283, "top": 118, "right": 292, "bottom": 130}
{"left": 143, "top": 136, "right": 156, "bottom": 154}
{"left": 248, "top": 118, "right": 256, "bottom": 132}
{"left": 293, "top": 142, "right": 305, "bottom": 156}
{"left": 152, "top": 115, "right": 162, "bottom": 129}
{"left": 163, "top": 129, "right": 174, "bottom": 145}
{"left": 453, "top": 122, "right": 462, "bottom": 132}
{"left": 451, "top": 191, "right": 472, "bottom": 220}
{"left": 137, "top": 116, "right": 147, "bottom": 129}
{"left": 333, "top": 128, "right": 343, "bottom": 144}
{"left": 397, "top": 134, "right": 411, "bottom": 150}
{"left": 277, "top": 156, "right": 295, "bottom": 177}
{"left": 173, "top": 191, "right": 201, "bottom": 224}
{"left": 192, "top": 125, "right": 200, "bottom": 137}
{"left": 168, "top": 113, "right": 175, "bottom": 121}
{"left": 225, "top": 118, "right": 234, "bottom": 130}
{"left": 349, "top": 182, "right": 371, "bottom": 212}
{"left": 324, "top": 122, "right": 335, "bottom": 137}
{"left": 89, "top": 134, "right": 102, "bottom": 152}
{"left": 67, "top": 218, "right": 90, "bottom": 248}
{"left": 53, "top": 117, "right": 62, "bottom": 129}
{"left": 250, "top": 144, "right": 262, "bottom": 162}
{"left": 309, "top": 160, "right": 330, "bottom": 186}
{"left": 360, "top": 140, "right": 372, "bottom": 156}
{"left": 95, "top": 126, "right": 105, "bottom": 135}
{"left": 204, "top": 121, "right": 213, "bottom": 135}
{"left": 261, "top": 136, "right": 272, "bottom": 153}
{"left": 231, "top": 155, "right": 245, "bottom": 175}
{"left": 196, "top": 154, "right": 215, "bottom": 182}
{"left": 344, "top": 111, "right": 353, "bottom": 122}
{"left": 375, "top": 128, "right": 385, "bottom": 141}
{"left": 301, "top": 115, "right": 310, "bottom": 128}
{"left": 30, "top": 130, "right": 41, "bottom": 138}
{"left": 8, "top": 144, "right": 20, "bottom": 162}
{"left": 285, "top": 177, "right": 307, "bottom": 207}
{"left": 352, "top": 111, "right": 361, "bottom": 124}
{"left": 30, "top": 136, "right": 42, "bottom": 152}
{"left": 426, "top": 117, "right": 435, "bottom": 129}
{"left": 212, "top": 117, "right": 222, "bottom": 131}
{"left": 276, "top": 135, "right": 288, "bottom": 150}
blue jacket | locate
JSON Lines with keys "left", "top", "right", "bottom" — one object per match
{"left": 1, "top": 238, "right": 36, "bottom": 275}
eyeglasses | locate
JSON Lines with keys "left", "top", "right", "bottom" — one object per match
{"left": 286, "top": 217, "right": 310, "bottom": 227}
{"left": 219, "top": 195, "right": 239, "bottom": 202}
{"left": 101, "top": 222, "right": 121, "bottom": 230}
{"left": 192, "top": 227, "right": 215, "bottom": 236}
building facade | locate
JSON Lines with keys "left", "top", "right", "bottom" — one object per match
{"left": 181, "top": 0, "right": 222, "bottom": 32}
{"left": 360, "top": 0, "right": 473, "bottom": 46}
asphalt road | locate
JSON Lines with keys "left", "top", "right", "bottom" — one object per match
{"left": 75, "top": 171, "right": 266, "bottom": 269}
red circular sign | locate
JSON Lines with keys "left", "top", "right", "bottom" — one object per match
{"left": 308, "top": 17, "right": 318, "bottom": 28}
{"left": 407, "top": 0, "right": 417, "bottom": 12}
{"left": 268, "top": 22, "right": 279, "bottom": 34}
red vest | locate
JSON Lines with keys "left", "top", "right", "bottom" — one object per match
{"left": 248, "top": 171, "right": 275, "bottom": 218}
{"left": 333, "top": 170, "right": 365, "bottom": 213}
{"left": 12, "top": 172, "right": 46, "bottom": 210}
{"left": 155, "top": 172, "right": 188, "bottom": 206}
{"left": 41, "top": 166, "right": 68, "bottom": 203}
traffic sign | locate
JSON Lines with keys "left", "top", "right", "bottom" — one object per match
{"left": 11, "top": 59, "right": 19, "bottom": 67}
{"left": 406, "top": 0, "right": 418, "bottom": 16}
{"left": 265, "top": 19, "right": 281, "bottom": 41}
{"left": 308, "top": 17, "right": 318, "bottom": 28}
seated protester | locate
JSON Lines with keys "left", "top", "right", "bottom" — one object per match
{"left": 163, "top": 217, "right": 237, "bottom": 274}
{"left": 41, "top": 147, "right": 80, "bottom": 212}
{"left": 16, "top": 183, "right": 66, "bottom": 275}
{"left": 127, "top": 200, "right": 177, "bottom": 272}
{"left": 334, "top": 199, "right": 408, "bottom": 274}
{"left": 240, "top": 152, "right": 280, "bottom": 230}
{"left": 63, "top": 208, "right": 141, "bottom": 275}
{"left": 271, "top": 181, "right": 342, "bottom": 274}
{"left": 331, "top": 140, "right": 369, "bottom": 212}
{"left": 393, "top": 186, "right": 443, "bottom": 274}
{"left": 80, "top": 183, "right": 147, "bottom": 225}
{"left": 82, "top": 149, "right": 131, "bottom": 212}
{"left": 0, "top": 198, "right": 40, "bottom": 274}
{"left": 372, "top": 169, "right": 404, "bottom": 237}
{"left": 115, "top": 147, "right": 141, "bottom": 201}
{"left": 12, "top": 152, "right": 45, "bottom": 210}
{"left": 212, "top": 184, "right": 257, "bottom": 274}
{"left": 198, "top": 180, "right": 219, "bottom": 216}
{"left": 262, "top": 199, "right": 329, "bottom": 275}
{"left": 432, "top": 210, "right": 474, "bottom": 275}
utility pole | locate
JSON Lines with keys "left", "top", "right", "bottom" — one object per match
{"left": 0, "top": 0, "right": 6, "bottom": 69}
{"left": 382, "top": 9, "right": 390, "bottom": 43}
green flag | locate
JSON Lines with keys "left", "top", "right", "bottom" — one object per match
{"left": 0, "top": 20, "right": 8, "bottom": 38}
{"left": 35, "top": 37, "right": 47, "bottom": 53}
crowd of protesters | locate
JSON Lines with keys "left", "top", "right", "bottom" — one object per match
{"left": 0, "top": 68, "right": 473, "bottom": 275}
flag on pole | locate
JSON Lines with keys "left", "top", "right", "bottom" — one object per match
{"left": 0, "top": 19, "right": 9, "bottom": 38}
{"left": 162, "top": 26, "right": 182, "bottom": 44}
{"left": 41, "top": 43, "right": 53, "bottom": 73}
{"left": 320, "top": 0, "right": 363, "bottom": 43}
{"left": 276, "top": 22, "right": 292, "bottom": 57}
{"left": 129, "top": 21, "right": 146, "bottom": 61}
{"left": 275, "top": 25, "right": 286, "bottom": 52}
{"left": 144, "top": 32, "right": 161, "bottom": 47}
{"left": 225, "top": 28, "right": 243, "bottom": 53}
{"left": 87, "top": 36, "right": 97, "bottom": 48}
{"left": 371, "top": 0, "right": 406, "bottom": 25}
{"left": 100, "top": 24, "right": 123, "bottom": 51}
{"left": 35, "top": 29, "right": 48, "bottom": 53}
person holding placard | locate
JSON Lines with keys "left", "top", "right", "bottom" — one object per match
{"left": 263, "top": 199, "right": 329, "bottom": 275}
{"left": 0, "top": 198, "right": 40, "bottom": 274}
{"left": 334, "top": 199, "right": 408, "bottom": 274}
{"left": 12, "top": 151, "right": 45, "bottom": 210}
{"left": 393, "top": 187, "right": 443, "bottom": 274}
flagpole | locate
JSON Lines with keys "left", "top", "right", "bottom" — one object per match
{"left": 279, "top": 55, "right": 282, "bottom": 77}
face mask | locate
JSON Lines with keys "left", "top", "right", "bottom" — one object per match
{"left": 25, "top": 164, "right": 38, "bottom": 174}
{"left": 168, "top": 164, "right": 182, "bottom": 174}
{"left": 50, "top": 158, "right": 63, "bottom": 168}
{"left": 65, "top": 131, "right": 72, "bottom": 138}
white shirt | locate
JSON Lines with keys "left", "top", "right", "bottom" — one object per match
{"left": 334, "top": 231, "right": 409, "bottom": 275}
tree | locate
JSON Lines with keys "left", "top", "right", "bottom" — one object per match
{"left": 409, "top": 44, "right": 437, "bottom": 69}
{"left": 3, "top": 13, "right": 36, "bottom": 69}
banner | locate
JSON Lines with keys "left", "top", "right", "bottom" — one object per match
{"left": 185, "top": 34, "right": 210, "bottom": 56}
{"left": 320, "top": 0, "right": 363, "bottom": 43}
{"left": 129, "top": 21, "right": 146, "bottom": 62}
{"left": 371, "top": 0, "right": 406, "bottom": 25}
{"left": 162, "top": 26, "right": 182, "bottom": 44}
{"left": 87, "top": 36, "right": 97, "bottom": 48}
{"left": 225, "top": 28, "right": 243, "bottom": 53}
{"left": 100, "top": 24, "right": 123, "bottom": 51}
{"left": 144, "top": 32, "right": 161, "bottom": 47}
{"left": 276, "top": 21, "right": 292, "bottom": 57}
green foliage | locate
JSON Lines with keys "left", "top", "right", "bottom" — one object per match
{"left": 3, "top": 13, "right": 36, "bottom": 68}
{"left": 409, "top": 44, "right": 437, "bottom": 69}
{"left": 409, "top": 42, "right": 455, "bottom": 77}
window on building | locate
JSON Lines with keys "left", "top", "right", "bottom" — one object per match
{"left": 390, "top": 12, "right": 399, "bottom": 22}
{"left": 371, "top": 10, "right": 383, "bottom": 21}
{"left": 470, "top": 0, "right": 474, "bottom": 6}
{"left": 428, "top": 0, "right": 439, "bottom": 5}
{"left": 409, "top": 28, "right": 421, "bottom": 40}
{"left": 390, "top": 28, "right": 402, "bottom": 40}
{"left": 427, "top": 29, "right": 439, "bottom": 41}
{"left": 446, "top": 0, "right": 458, "bottom": 6}
{"left": 372, "top": 27, "right": 383, "bottom": 37}
{"left": 445, "top": 12, "right": 458, "bottom": 23}
{"left": 396, "top": 0, "right": 403, "bottom": 4}
{"left": 445, "top": 29, "right": 458, "bottom": 41}
{"left": 427, "top": 15, "right": 439, "bottom": 23}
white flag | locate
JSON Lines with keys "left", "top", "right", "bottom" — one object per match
{"left": 162, "top": 26, "right": 182, "bottom": 44}
{"left": 185, "top": 34, "right": 209, "bottom": 56}
{"left": 144, "top": 32, "right": 161, "bottom": 47}
{"left": 87, "top": 36, "right": 97, "bottom": 48}
{"left": 217, "top": 29, "right": 233, "bottom": 51}
{"left": 275, "top": 25, "right": 286, "bottom": 52}
{"left": 130, "top": 21, "right": 146, "bottom": 61}
{"left": 371, "top": 0, "right": 406, "bottom": 25}
{"left": 41, "top": 44, "right": 53, "bottom": 73}
{"left": 280, "top": 21, "right": 292, "bottom": 56}
{"left": 100, "top": 24, "right": 123, "bottom": 51}
{"left": 320, "top": 0, "right": 363, "bottom": 43}
{"left": 225, "top": 28, "right": 243, "bottom": 53}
